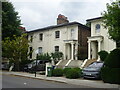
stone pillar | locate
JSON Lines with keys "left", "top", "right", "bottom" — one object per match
{"left": 64, "top": 44, "right": 66, "bottom": 60}
{"left": 88, "top": 41, "right": 91, "bottom": 59}
{"left": 97, "top": 40, "right": 101, "bottom": 61}
{"left": 75, "top": 43, "right": 78, "bottom": 60}
{"left": 98, "top": 40, "right": 101, "bottom": 52}
{"left": 71, "top": 43, "right": 74, "bottom": 60}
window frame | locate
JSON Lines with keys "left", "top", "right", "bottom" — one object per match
{"left": 39, "top": 33, "right": 43, "bottom": 41}
{"left": 38, "top": 47, "right": 42, "bottom": 54}
{"left": 55, "top": 31, "right": 60, "bottom": 38}
{"left": 55, "top": 46, "right": 59, "bottom": 52}
{"left": 95, "top": 24, "right": 101, "bottom": 33}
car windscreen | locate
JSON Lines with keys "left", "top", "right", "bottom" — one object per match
{"left": 88, "top": 62, "right": 103, "bottom": 68}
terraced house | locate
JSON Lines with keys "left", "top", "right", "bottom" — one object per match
{"left": 27, "top": 14, "right": 90, "bottom": 63}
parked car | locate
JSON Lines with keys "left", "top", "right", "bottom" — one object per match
{"left": 24, "top": 60, "right": 50, "bottom": 72}
{"left": 82, "top": 61, "right": 104, "bottom": 79}
{"left": 2, "top": 62, "right": 9, "bottom": 70}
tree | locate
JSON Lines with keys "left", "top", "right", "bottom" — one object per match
{"left": 102, "top": 1, "right": 120, "bottom": 47}
{"left": 2, "top": 1, "right": 22, "bottom": 40}
{"left": 2, "top": 34, "right": 32, "bottom": 71}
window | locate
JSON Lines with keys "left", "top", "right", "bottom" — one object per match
{"left": 38, "top": 47, "right": 42, "bottom": 54}
{"left": 95, "top": 24, "right": 100, "bottom": 33}
{"left": 55, "top": 31, "right": 60, "bottom": 38}
{"left": 55, "top": 46, "right": 59, "bottom": 52}
{"left": 29, "top": 47, "right": 32, "bottom": 58}
{"left": 30, "top": 36, "right": 33, "bottom": 42}
{"left": 71, "top": 29, "right": 74, "bottom": 39}
{"left": 39, "top": 33, "right": 43, "bottom": 41}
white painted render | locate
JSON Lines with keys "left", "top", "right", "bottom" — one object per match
{"left": 88, "top": 19, "right": 116, "bottom": 60}
{"left": 28, "top": 25, "right": 79, "bottom": 59}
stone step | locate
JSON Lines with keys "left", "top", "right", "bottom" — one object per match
{"left": 56, "top": 60, "right": 69, "bottom": 68}
{"left": 67, "top": 60, "right": 83, "bottom": 68}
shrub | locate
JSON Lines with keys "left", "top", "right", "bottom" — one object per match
{"left": 36, "top": 53, "right": 51, "bottom": 61}
{"left": 101, "top": 67, "right": 120, "bottom": 84}
{"left": 104, "top": 49, "right": 120, "bottom": 68}
{"left": 65, "top": 68, "right": 82, "bottom": 79}
{"left": 101, "top": 49, "right": 120, "bottom": 84}
{"left": 63, "top": 67, "right": 71, "bottom": 75}
{"left": 98, "top": 50, "right": 109, "bottom": 61}
{"left": 52, "top": 68, "right": 63, "bottom": 77}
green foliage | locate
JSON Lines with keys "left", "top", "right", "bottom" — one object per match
{"left": 101, "top": 49, "right": 120, "bottom": 84}
{"left": 63, "top": 67, "right": 71, "bottom": 75}
{"left": 102, "top": 1, "right": 120, "bottom": 47}
{"left": 51, "top": 52, "right": 63, "bottom": 60}
{"left": 65, "top": 68, "right": 82, "bottom": 79}
{"left": 98, "top": 50, "right": 109, "bottom": 61}
{"left": 2, "top": 1, "right": 22, "bottom": 40}
{"left": 104, "top": 49, "right": 120, "bottom": 68}
{"left": 36, "top": 53, "right": 51, "bottom": 61}
{"left": 101, "top": 67, "right": 120, "bottom": 84}
{"left": 2, "top": 34, "right": 32, "bottom": 71}
{"left": 52, "top": 68, "right": 63, "bottom": 77}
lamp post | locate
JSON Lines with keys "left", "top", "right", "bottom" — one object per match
{"left": 35, "top": 49, "right": 39, "bottom": 77}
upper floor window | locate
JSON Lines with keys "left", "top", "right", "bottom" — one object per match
{"left": 29, "top": 47, "right": 33, "bottom": 58}
{"left": 55, "top": 31, "right": 60, "bottom": 38}
{"left": 38, "top": 47, "right": 42, "bottom": 54}
{"left": 30, "top": 35, "right": 33, "bottom": 42}
{"left": 39, "top": 33, "right": 43, "bottom": 41}
{"left": 71, "top": 29, "right": 74, "bottom": 39}
{"left": 95, "top": 24, "right": 100, "bottom": 33}
{"left": 55, "top": 46, "right": 59, "bottom": 52}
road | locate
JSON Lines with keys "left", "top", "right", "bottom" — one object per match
{"left": 2, "top": 74, "right": 90, "bottom": 88}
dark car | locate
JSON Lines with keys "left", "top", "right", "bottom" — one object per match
{"left": 24, "top": 60, "right": 50, "bottom": 72}
{"left": 82, "top": 61, "right": 104, "bottom": 79}
{"left": 2, "top": 62, "right": 9, "bottom": 70}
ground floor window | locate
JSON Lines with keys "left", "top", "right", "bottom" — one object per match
{"left": 38, "top": 47, "right": 42, "bottom": 54}
{"left": 55, "top": 46, "right": 59, "bottom": 52}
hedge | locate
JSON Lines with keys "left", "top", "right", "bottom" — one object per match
{"left": 101, "top": 67, "right": 120, "bottom": 84}
{"left": 52, "top": 68, "right": 63, "bottom": 77}
{"left": 104, "top": 49, "right": 120, "bottom": 68}
{"left": 98, "top": 50, "right": 109, "bottom": 61}
{"left": 65, "top": 68, "right": 82, "bottom": 79}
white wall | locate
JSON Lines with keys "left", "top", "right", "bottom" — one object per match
{"left": 91, "top": 19, "right": 116, "bottom": 53}
{"left": 28, "top": 25, "right": 78, "bottom": 59}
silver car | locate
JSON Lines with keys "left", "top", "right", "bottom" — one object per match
{"left": 82, "top": 61, "right": 104, "bottom": 79}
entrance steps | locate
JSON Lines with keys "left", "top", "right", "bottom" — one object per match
{"left": 56, "top": 60, "right": 69, "bottom": 68}
{"left": 66, "top": 60, "right": 83, "bottom": 68}
{"left": 56, "top": 60, "right": 83, "bottom": 69}
{"left": 81, "top": 59, "right": 97, "bottom": 68}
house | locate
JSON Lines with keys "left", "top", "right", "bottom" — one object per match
{"left": 27, "top": 14, "right": 90, "bottom": 63}
{"left": 81, "top": 17, "right": 116, "bottom": 68}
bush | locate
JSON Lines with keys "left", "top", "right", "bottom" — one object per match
{"left": 63, "top": 67, "right": 71, "bottom": 75}
{"left": 36, "top": 53, "right": 51, "bottom": 61}
{"left": 98, "top": 50, "right": 109, "bottom": 61}
{"left": 101, "top": 49, "right": 120, "bottom": 84}
{"left": 104, "top": 49, "right": 120, "bottom": 68}
{"left": 52, "top": 68, "right": 63, "bottom": 77}
{"left": 101, "top": 67, "right": 120, "bottom": 84}
{"left": 65, "top": 68, "right": 82, "bottom": 79}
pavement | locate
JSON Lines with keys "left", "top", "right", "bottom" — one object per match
{"left": 1, "top": 70, "right": 120, "bottom": 89}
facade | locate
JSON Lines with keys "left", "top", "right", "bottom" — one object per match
{"left": 27, "top": 14, "right": 90, "bottom": 60}
{"left": 86, "top": 17, "right": 116, "bottom": 60}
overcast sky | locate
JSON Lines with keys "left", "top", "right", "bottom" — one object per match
{"left": 9, "top": 0, "right": 113, "bottom": 31}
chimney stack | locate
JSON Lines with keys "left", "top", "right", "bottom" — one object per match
{"left": 57, "top": 14, "right": 69, "bottom": 25}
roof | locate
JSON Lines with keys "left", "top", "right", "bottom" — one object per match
{"left": 27, "top": 22, "right": 90, "bottom": 33}
{"left": 86, "top": 17, "right": 102, "bottom": 22}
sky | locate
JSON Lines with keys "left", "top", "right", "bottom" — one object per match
{"left": 9, "top": 0, "right": 113, "bottom": 31}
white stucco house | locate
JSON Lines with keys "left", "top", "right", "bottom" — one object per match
{"left": 81, "top": 17, "right": 116, "bottom": 68}
{"left": 27, "top": 14, "right": 90, "bottom": 64}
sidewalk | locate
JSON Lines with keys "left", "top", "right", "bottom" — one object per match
{"left": 2, "top": 71, "right": 120, "bottom": 89}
